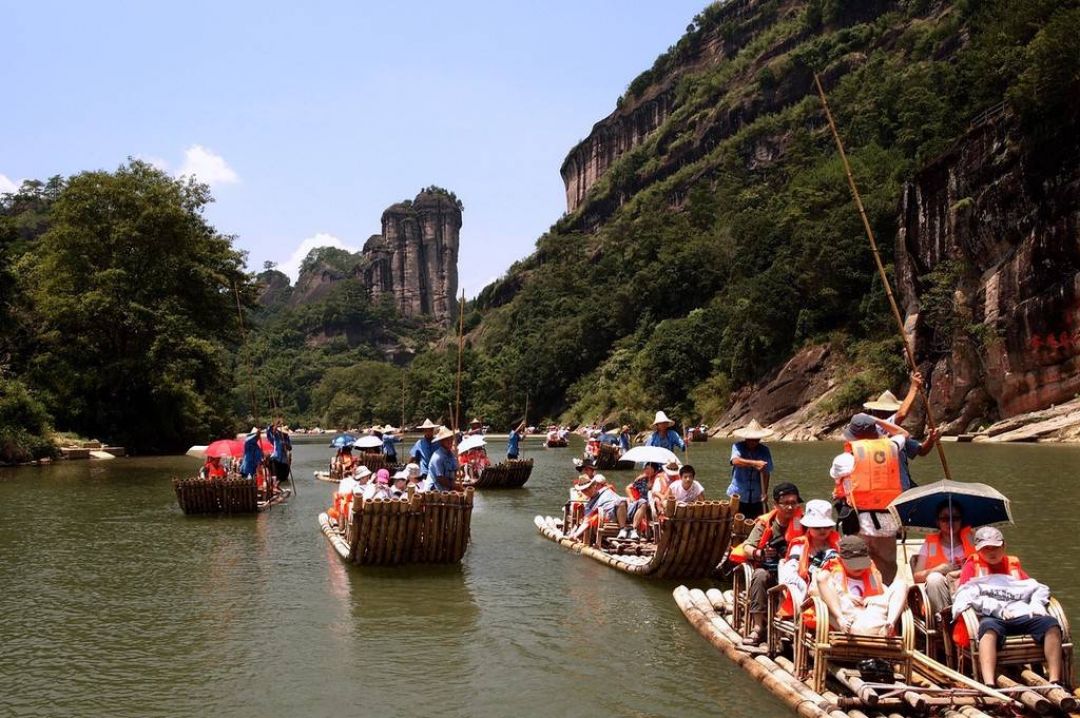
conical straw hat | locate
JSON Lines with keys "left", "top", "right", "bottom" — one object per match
{"left": 733, "top": 419, "right": 774, "bottom": 440}
{"left": 653, "top": 410, "right": 674, "bottom": 426}
{"left": 417, "top": 418, "right": 439, "bottom": 430}
{"left": 863, "top": 390, "right": 901, "bottom": 412}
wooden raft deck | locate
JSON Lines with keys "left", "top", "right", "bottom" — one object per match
{"left": 674, "top": 586, "right": 1073, "bottom": 718}
{"left": 173, "top": 476, "right": 291, "bottom": 515}
{"left": 463, "top": 459, "right": 533, "bottom": 489}
{"left": 533, "top": 498, "right": 737, "bottom": 579}
{"left": 319, "top": 487, "right": 474, "bottom": 566}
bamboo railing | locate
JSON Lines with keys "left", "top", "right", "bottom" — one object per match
{"left": 173, "top": 476, "right": 260, "bottom": 514}
{"left": 533, "top": 496, "right": 739, "bottom": 579}
{"left": 319, "top": 487, "right": 474, "bottom": 566}
{"left": 464, "top": 459, "right": 533, "bottom": 489}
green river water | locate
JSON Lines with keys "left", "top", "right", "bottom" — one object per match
{"left": 1, "top": 437, "right": 1077, "bottom": 717}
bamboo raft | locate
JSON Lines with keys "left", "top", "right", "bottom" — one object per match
{"left": 674, "top": 586, "right": 1077, "bottom": 718}
{"left": 319, "top": 487, "right": 474, "bottom": 566}
{"left": 592, "top": 443, "right": 632, "bottom": 470}
{"left": 533, "top": 497, "right": 738, "bottom": 579}
{"left": 545, "top": 438, "right": 569, "bottom": 448}
{"left": 313, "top": 470, "right": 337, "bottom": 483}
{"left": 173, "top": 476, "right": 291, "bottom": 515}
{"left": 461, "top": 459, "right": 533, "bottom": 489}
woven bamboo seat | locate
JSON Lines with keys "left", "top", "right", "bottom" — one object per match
{"left": 945, "top": 598, "right": 1073, "bottom": 685}
{"left": 793, "top": 594, "right": 914, "bottom": 693}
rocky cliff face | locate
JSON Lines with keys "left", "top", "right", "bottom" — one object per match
{"left": 362, "top": 190, "right": 461, "bottom": 323}
{"left": 897, "top": 110, "right": 1080, "bottom": 432}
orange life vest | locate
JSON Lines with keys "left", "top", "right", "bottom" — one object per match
{"left": 803, "top": 557, "right": 884, "bottom": 629}
{"left": 777, "top": 531, "right": 840, "bottom": 616}
{"left": 729, "top": 508, "right": 805, "bottom": 565}
{"left": 844, "top": 438, "right": 902, "bottom": 510}
{"left": 923, "top": 527, "right": 976, "bottom": 570}
{"left": 204, "top": 462, "right": 226, "bottom": 479}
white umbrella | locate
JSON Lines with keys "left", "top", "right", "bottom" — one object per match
{"left": 353, "top": 435, "right": 383, "bottom": 449}
{"left": 457, "top": 435, "right": 487, "bottom": 453}
{"left": 186, "top": 445, "right": 209, "bottom": 458}
{"left": 619, "top": 446, "right": 681, "bottom": 466}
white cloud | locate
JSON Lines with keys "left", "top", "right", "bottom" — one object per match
{"left": 0, "top": 173, "right": 19, "bottom": 195}
{"left": 133, "top": 154, "right": 171, "bottom": 172}
{"left": 278, "top": 233, "right": 364, "bottom": 281}
{"left": 177, "top": 144, "right": 238, "bottom": 186}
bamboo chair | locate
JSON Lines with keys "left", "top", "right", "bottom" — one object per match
{"left": 766, "top": 583, "right": 801, "bottom": 658}
{"left": 908, "top": 581, "right": 950, "bottom": 663}
{"left": 731, "top": 563, "right": 754, "bottom": 635}
{"left": 793, "top": 593, "right": 915, "bottom": 693}
{"left": 945, "top": 598, "right": 1073, "bottom": 685}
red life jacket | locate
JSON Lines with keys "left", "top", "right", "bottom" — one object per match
{"left": 844, "top": 438, "right": 902, "bottom": 510}
{"left": 923, "top": 527, "right": 975, "bottom": 570}
{"left": 729, "top": 508, "right": 805, "bottom": 565}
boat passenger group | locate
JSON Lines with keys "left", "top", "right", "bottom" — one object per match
{"left": 568, "top": 375, "right": 1065, "bottom": 687}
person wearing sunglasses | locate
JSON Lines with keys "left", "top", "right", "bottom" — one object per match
{"left": 912, "top": 500, "right": 975, "bottom": 614}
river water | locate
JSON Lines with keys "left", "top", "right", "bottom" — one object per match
{"left": 1, "top": 437, "right": 1077, "bottom": 717}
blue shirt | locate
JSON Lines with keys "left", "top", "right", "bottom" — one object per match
{"left": 619, "top": 432, "right": 631, "bottom": 452}
{"left": 240, "top": 433, "right": 263, "bottom": 477}
{"left": 382, "top": 435, "right": 402, "bottom": 457}
{"left": 507, "top": 430, "right": 521, "bottom": 457}
{"left": 726, "top": 441, "right": 774, "bottom": 503}
{"left": 427, "top": 445, "right": 458, "bottom": 491}
{"left": 898, "top": 437, "right": 921, "bottom": 489}
{"left": 265, "top": 425, "right": 289, "bottom": 463}
{"left": 584, "top": 486, "right": 621, "bottom": 519}
{"left": 411, "top": 437, "right": 436, "bottom": 473}
{"left": 646, "top": 428, "right": 686, "bottom": 452}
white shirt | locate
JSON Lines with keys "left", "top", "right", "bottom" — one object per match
{"left": 668, "top": 479, "right": 704, "bottom": 503}
{"left": 338, "top": 476, "right": 357, "bottom": 495}
{"left": 363, "top": 484, "right": 392, "bottom": 501}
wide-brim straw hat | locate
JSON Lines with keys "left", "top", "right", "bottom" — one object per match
{"left": 863, "top": 390, "right": 901, "bottom": 412}
{"left": 417, "top": 418, "right": 439, "bottom": 430}
{"left": 575, "top": 474, "right": 604, "bottom": 490}
{"left": 434, "top": 426, "right": 455, "bottom": 442}
{"left": 733, "top": 419, "right": 774, "bottom": 440}
{"left": 469, "top": 417, "right": 482, "bottom": 425}
{"left": 652, "top": 410, "right": 674, "bottom": 427}
{"left": 663, "top": 460, "right": 681, "bottom": 477}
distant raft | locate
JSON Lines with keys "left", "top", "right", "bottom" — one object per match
{"left": 533, "top": 497, "right": 738, "bottom": 579}
{"left": 319, "top": 487, "right": 474, "bottom": 566}
{"left": 173, "top": 476, "right": 291, "bottom": 515}
{"left": 461, "top": 459, "right": 533, "bottom": 489}
{"left": 592, "top": 443, "right": 632, "bottom": 470}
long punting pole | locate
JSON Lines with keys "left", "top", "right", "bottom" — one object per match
{"left": 232, "top": 279, "right": 259, "bottom": 426}
{"left": 454, "top": 290, "right": 465, "bottom": 434}
{"left": 401, "top": 372, "right": 406, "bottom": 430}
{"left": 814, "top": 74, "right": 952, "bottom": 481}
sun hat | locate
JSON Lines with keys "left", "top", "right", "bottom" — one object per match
{"left": 579, "top": 457, "right": 596, "bottom": 471}
{"left": 863, "top": 390, "right": 902, "bottom": 413}
{"left": 843, "top": 413, "right": 879, "bottom": 441}
{"left": 733, "top": 419, "right": 774, "bottom": 440}
{"left": 974, "top": 526, "right": 1005, "bottom": 550}
{"left": 392, "top": 469, "right": 407, "bottom": 480}
{"left": 354, "top": 466, "right": 372, "bottom": 481}
{"left": 434, "top": 426, "right": 455, "bottom": 442}
{"left": 772, "top": 481, "right": 802, "bottom": 503}
{"left": 663, "top": 460, "right": 681, "bottom": 477}
{"left": 405, "top": 463, "right": 421, "bottom": 478}
{"left": 800, "top": 499, "right": 836, "bottom": 528}
{"left": 653, "top": 411, "right": 674, "bottom": 426}
{"left": 375, "top": 469, "right": 390, "bottom": 484}
{"left": 470, "top": 417, "right": 482, "bottom": 425}
{"left": 575, "top": 474, "right": 604, "bottom": 490}
{"left": 417, "top": 418, "right": 439, "bottom": 430}
{"left": 837, "top": 535, "right": 873, "bottom": 571}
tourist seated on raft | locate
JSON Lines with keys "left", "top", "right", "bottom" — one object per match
{"left": 200, "top": 455, "right": 227, "bottom": 480}
{"left": 730, "top": 482, "right": 806, "bottom": 646}
{"left": 390, "top": 470, "right": 409, "bottom": 498}
{"left": 335, "top": 446, "right": 356, "bottom": 475}
{"left": 626, "top": 462, "right": 660, "bottom": 532}
{"left": 404, "top": 463, "right": 425, "bottom": 493}
{"left": 458, "top": 444, "right": 490, "bottom": 479}
{"left": 778, "top": 499, "right": 841, "bottom": 617}
{"left": 912, "top": 500, "right": 974, "bottom": 616}
{"left": 830, "top": 412, "right": 939, "bottom": 585}
{"left": 362, "top": 469, "right": 394, "bottom": 500}
{"left": 327, "top": 466, "right": 372, "bottom": 524}
{"left": 951, "top": 526, "right": 1064, "bottom": 686}
{"left": 568, "top": 473, "right": 639, "bottom": 542}
{"left": 667, "top": 464, "right": 704, "bottom": 504}
{"left": 811, "top": 535, "right": 911, "bottom": 637}
{"left": 648, "top": 461, "right": 681, "bottom": 516}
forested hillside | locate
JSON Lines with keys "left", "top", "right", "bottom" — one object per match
{"left": 447, "top": 0, "right": 1079, "bottom": 430}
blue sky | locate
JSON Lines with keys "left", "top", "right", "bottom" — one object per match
{"left": 4, "top": 1, "right": 709, "bottom": 298}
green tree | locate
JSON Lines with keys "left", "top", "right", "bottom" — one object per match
{"left": 23, "top": 160, "right": 249, "bottom": 451}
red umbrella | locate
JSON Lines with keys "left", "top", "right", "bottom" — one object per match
{"left": 204, "top": 439, "right": 242, "bottom": 458}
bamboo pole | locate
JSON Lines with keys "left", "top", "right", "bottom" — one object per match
{"left": 814, "top": 73, "right": 951, "bottom": 480}
{"left": 1020, "top": 669, "right": 1078, "bottom": 712}
{"left": 454, "top": 290, "right": 465, "bottom": 435}
{"left": 995, "top": 675, "right": 1051, "bottom": 714}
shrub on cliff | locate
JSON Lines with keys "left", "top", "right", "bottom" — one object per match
{"left": 0, "top": 376, "right": 57, "bottom": 463}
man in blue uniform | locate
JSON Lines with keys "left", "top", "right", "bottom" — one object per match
{"left": 410, "top": 418, "right": 439, "bottom": 474}
{"left": 645, "top": 411, "right": 686, "bottom": 453}
{"left": 427, "top": 426, "right": 459, "bottom": 492}
{"left": 507, "top": 421, "right": 525, "bottom": 460}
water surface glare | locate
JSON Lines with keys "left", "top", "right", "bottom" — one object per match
{"left": 1, "top": 438, "right": 1078, "bottom": 717}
